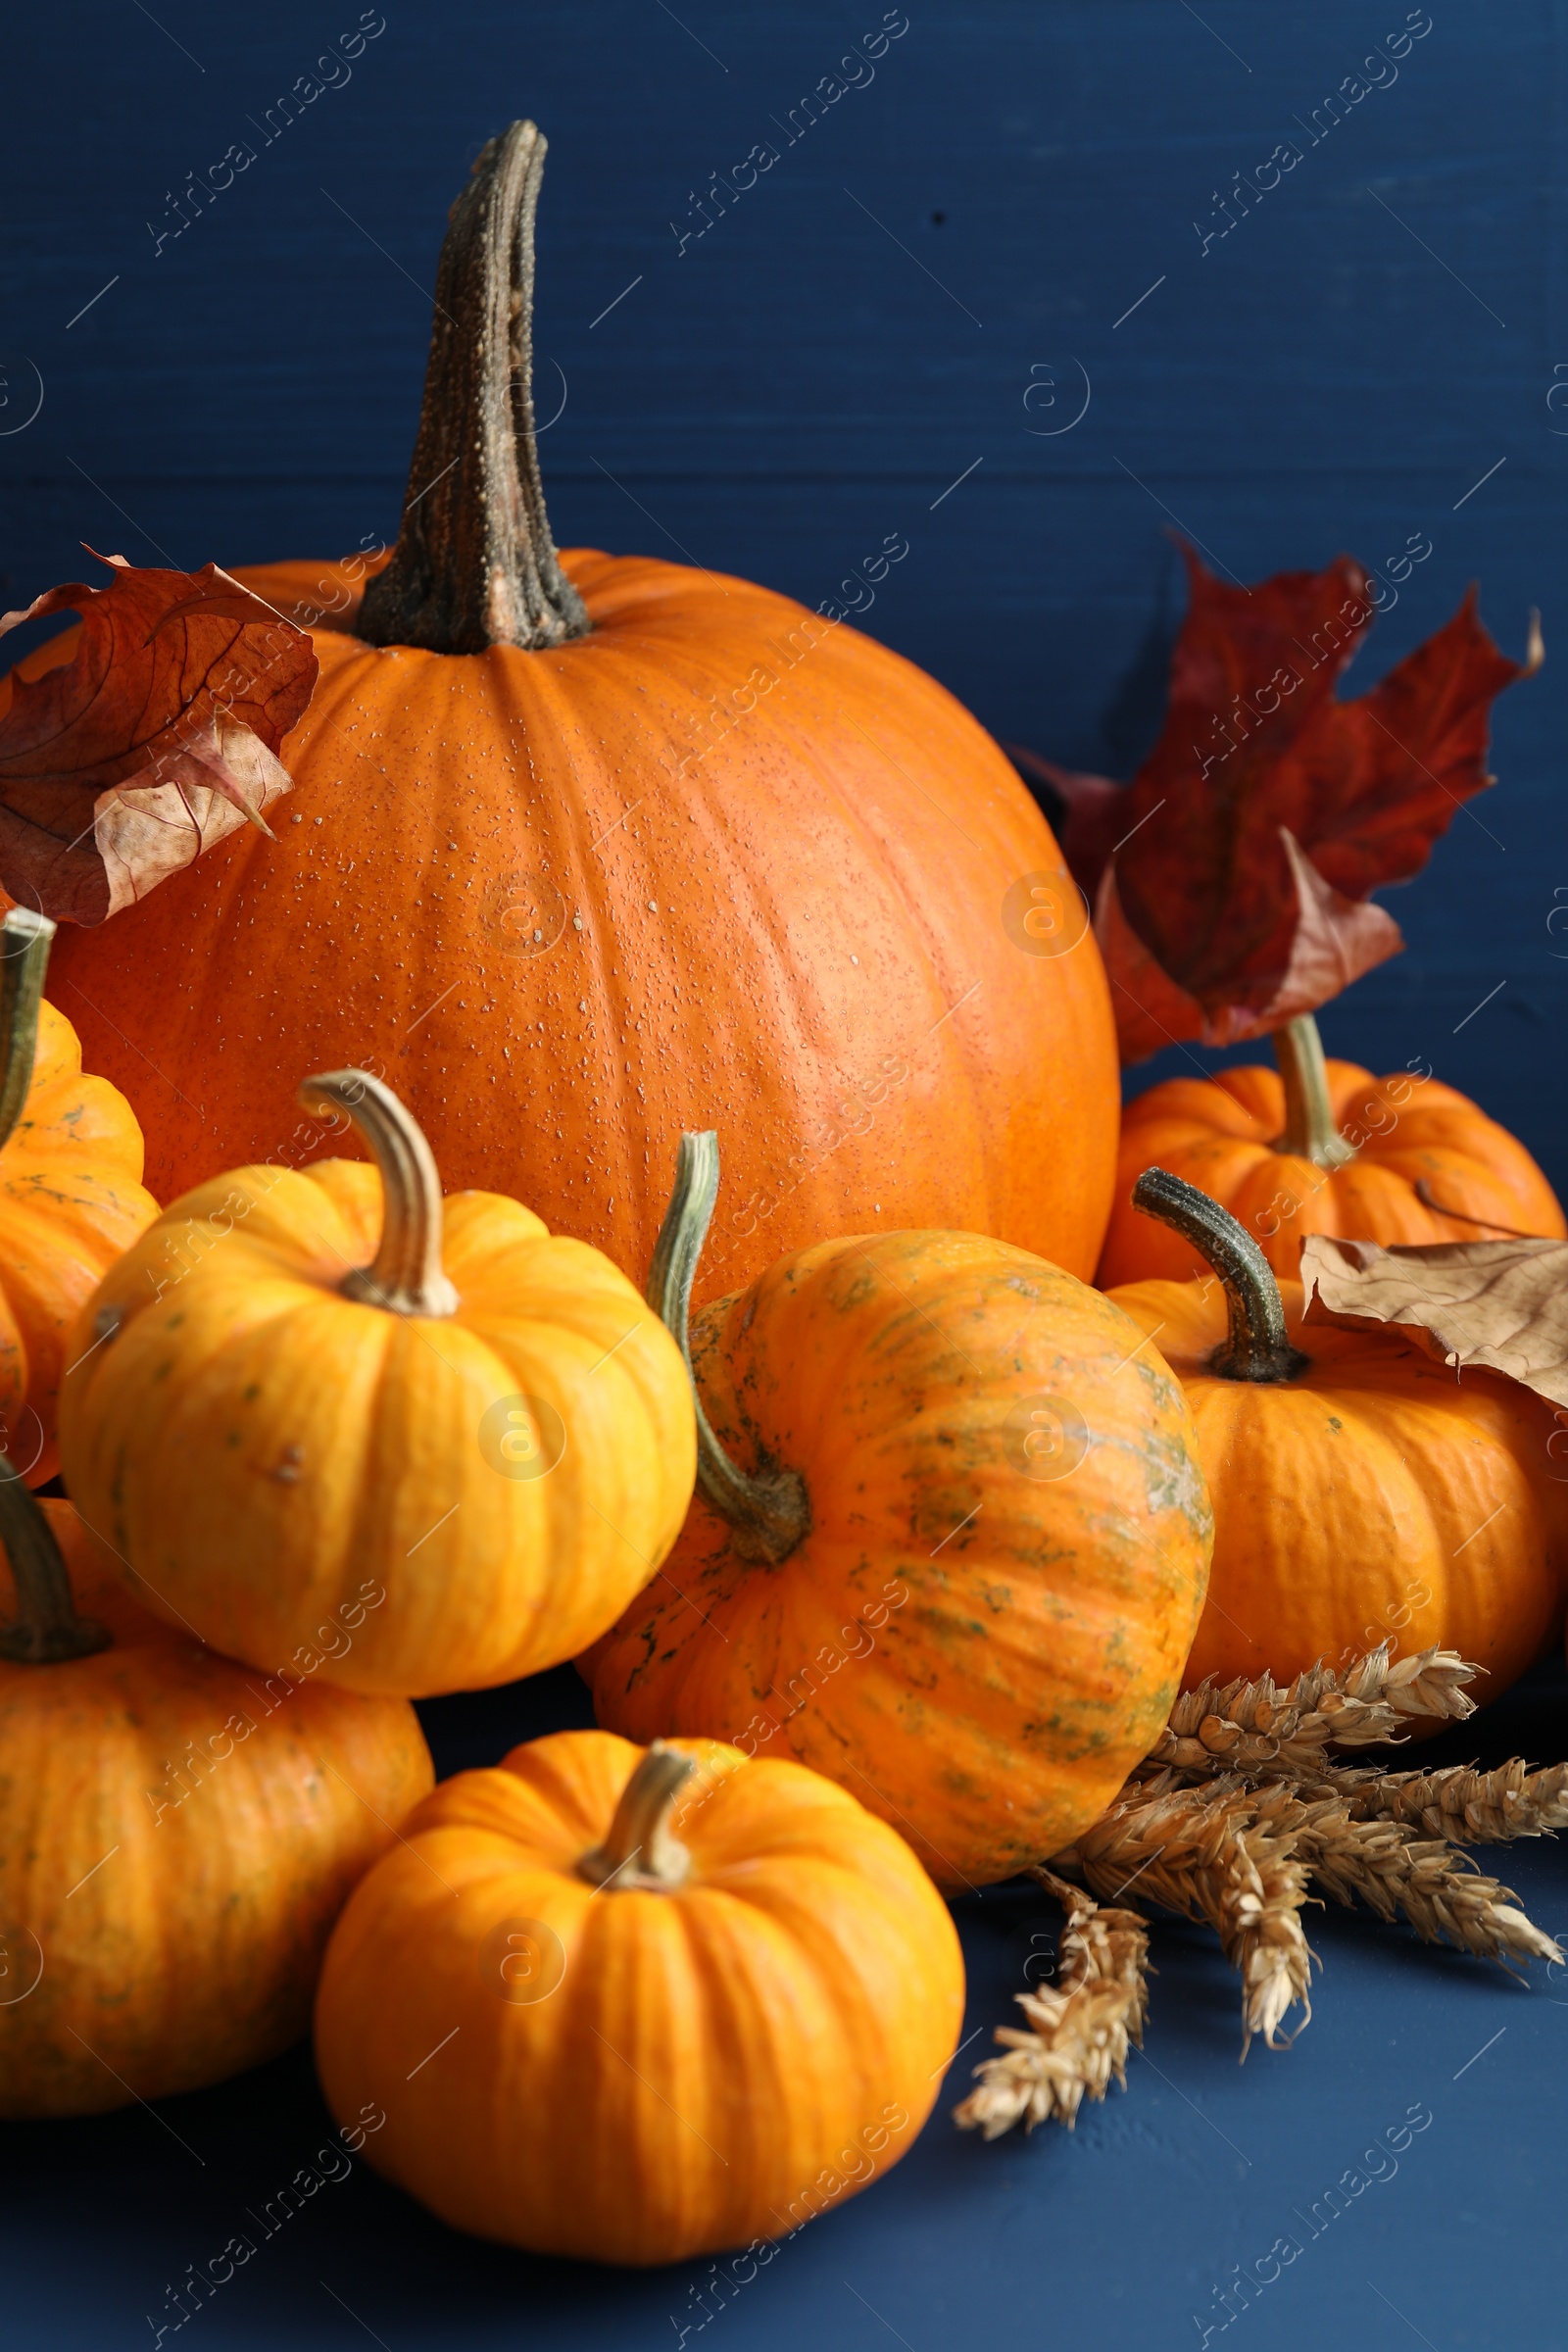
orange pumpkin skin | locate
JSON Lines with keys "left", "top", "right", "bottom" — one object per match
{"left": 41, "top": 550, "right": 1119, "bottom": 1300}
{"left": 0, "top": 996, "right": 158, "bottom": 1486}
{"left": 1100, "top": 1059, "right": 1566, "bottom": 1289}
{"left": 1105, "top": 1273, "right": 1567, "bottom": 1695}
{"left": 313, "top": 1731, "right": 964, "bottom": 2266}
{"left": 0, "top": 1502, "right": 432, "bottom": 2119}
{"left": 58, "top": 1153, "right": 696, "bottom": 1697}
{"left": 587, "top": 1231, "right": 1213, "bottom": 1888}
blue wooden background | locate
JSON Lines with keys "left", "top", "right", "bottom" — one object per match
{"left": 4, "top": 5, "right": 1567, "bottom": 2348}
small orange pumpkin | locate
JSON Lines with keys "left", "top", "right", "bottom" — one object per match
{"left": 585, "top": 1133, "right": 1213, "bottom": 1888}
{"left": 0, "top": 1472, "right": 431, "bottom": 2118}
{"left": 58, "top": 1068, "right": 695, "bottom": 1697}
{"left": 1105, "top": 1166, "right": 1567, "bottom": 1694}
{"left": 0, "top": 906, "right": 158, "bottom": 1484}
{"left": 1099, "top": 1013, "right": 1565, "bottom": 1287}
{"left": 314, "top": 1730, "right": 964, "bottom": 2265}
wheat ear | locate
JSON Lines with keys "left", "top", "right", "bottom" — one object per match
{"left": 953, "top": 1869, "right": 1151, "bottom": 2138}
{"left": 1342, "top": 1758, "right": 1568, "bottom": 1843}
{"left": 1056, "top": 1776, "right": 1314, "bottom": 2056}
{"left": 1150, "top": 1642, "right": 1479, "bottom": 1783}
{"left": 1243, "top": 1782, "right": 1564, "bottom": 1968}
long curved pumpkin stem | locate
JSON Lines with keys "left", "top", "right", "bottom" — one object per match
{"left": 1132, "top": 1167, "right": 1305, "bottom": 1384}
{"left": 299, "top": 1070, "right": 460, "bottom": 1318}
{"left": 649, "top": 1132, "right": 811, "bottom": 1565}
{"left": 0, "top": 1458, "right": 110, "bottom": 1664}
{"left": 1270, "top": 1014, "right": 1357, "bottom": 1168}
{"left": 0, "top": 907, "right": 55, "bottom": 1156}
{"left": 357, "top": 120, "right": 590, "bottom": 655}
{"left": 577, "top": 1741, "right": 696, "bottom": 1892}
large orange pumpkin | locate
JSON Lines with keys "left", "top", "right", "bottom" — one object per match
{"left": 1106, "top": 1166, "right": 1567, "bottom": 1694}
{"left": 58, "top": 1069, "right": 695, "bottom": 1698}
{"left": 586, "top": 1133, "right": 1213, "bottom": 1888}
{"left": 315, "top": 1730, "right": 964, "bottom": 2265}
{"left": 40, "top": 122, "right": 1117, "bottom": 1301}
{"left": 0, "top": 1473, "right": 432, "bottom": 2118}
{"left": 0, "top": 906, "right": 158, "bottom": 1485}
{"left": 1099, "top": 1013, "right": 1564, "bottom": 1288}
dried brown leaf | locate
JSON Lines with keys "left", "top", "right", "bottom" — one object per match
{"left": 1299, "top": 1232, "right": 1568, "bottom": 1411}
{"left": 0, "top": 552, "right": 318, "bottom": 923}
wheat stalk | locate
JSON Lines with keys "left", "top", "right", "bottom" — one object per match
{"left": 953, "top": 1869, "right": 1151, "bottom": 2138}
{"left": 1150, "top": 1642, "right": 1479, "bottom": 1782}
{"left": 1241, "top": 1781, "right": 1564, "bottom": 1968}
{"left": 959, "top": 1645, "right": 1566, "bottom": 2147}
{"left": 1055, "top": 1775, "right": 1314, "bottom": 2056}
{"left": 1342, "top": 1758, "right": 1568, "bottom": 1843}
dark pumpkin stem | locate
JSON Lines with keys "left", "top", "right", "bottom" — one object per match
{"left": 357, "top": 120, "right": 590, "bottom": 656}
{"left": 577, "top": 1741, "right": 696, "bottom": 1892}
{"left": 0, "top": 907, "right": 54, "bottom": 1155}
{"left": 649, "top": 1132, "right": 811, "bottom": 1566}
{"left": 0, "top": 1457, "right": 110, "bottom": 1664}
{"left": 1132, "top": 1166, "right": 1306, "bottom": 1384}
{"left": 298, "top": 1071, "right": 459, "bottom": 1317}
{"left": 1271, "top": 1014, "right": 1356, "bottom": 1169}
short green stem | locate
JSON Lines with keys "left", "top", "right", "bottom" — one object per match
{"left": 0, "top": 907, "right": 55, "bottom": 1155}
{"left": 298, "top": 1071, "right": 460, "bottom": 1317}
{"left": 577, "top": 1742, "right": 695, "bottom": 1892}
{"left": 0, "top": 1460, "right": 110, "bottom": 1664}
{"left": 1271, "top": 1015, "right": 1357, "bottom": 1169}
{"left": 648, "top": 1132, "right": 811, "bottom": 1566}
{"left": 1132, "top": 1167, "right": 1306, "bottom": 1384}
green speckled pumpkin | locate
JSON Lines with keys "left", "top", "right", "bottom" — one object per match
{"left": 584, "top": 1134, "right": 1213, "bottom": 1886}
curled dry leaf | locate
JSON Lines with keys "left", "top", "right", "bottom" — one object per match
{"left": 0, "top": 552, "right": 318, "bottom": 924}
{"left": 953, "top": 1869, "right": 1150, "bottom": 2139}
{"left": 1300, "top": 1231, "right": 1568, "bottom": 1414}
{"left": 1009, "top": 546, "right": 1540, "bottom": 1062}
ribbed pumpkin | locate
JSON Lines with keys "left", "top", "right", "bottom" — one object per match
{"left": 586, "top": 1133, "right": 1213, "bottom": 1888}
{"left": 0, "top": 1475, "right": 431, "bottom": 2118}
{"left": 1099, "top": 1013, "right": 1564, "bottom": 1287}
{"left": 314, "top": 1730, "right": 963, "bottom": 2265}
{"left": 42, "top": 122, "right": 1118, "bottom": 1302}
{"left": 1106, "top": 1167, "right": 1567, "bottom": 1694}
{"left": 0, "top": 906, "right": 158, "bottom": 1485}
{"left": 58, "top": 1069, "right": 695, "bottom": 1697}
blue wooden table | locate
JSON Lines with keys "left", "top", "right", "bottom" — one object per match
{"left": 4, "top": 5, "right": 1566, "bottom": 2345}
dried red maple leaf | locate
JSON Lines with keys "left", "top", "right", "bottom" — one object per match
{"left": 1011, "top": 547, "right": 1540, "bottom": 1060}
{"left": 0, "top": 552, "right": 318, "bottom": 925}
